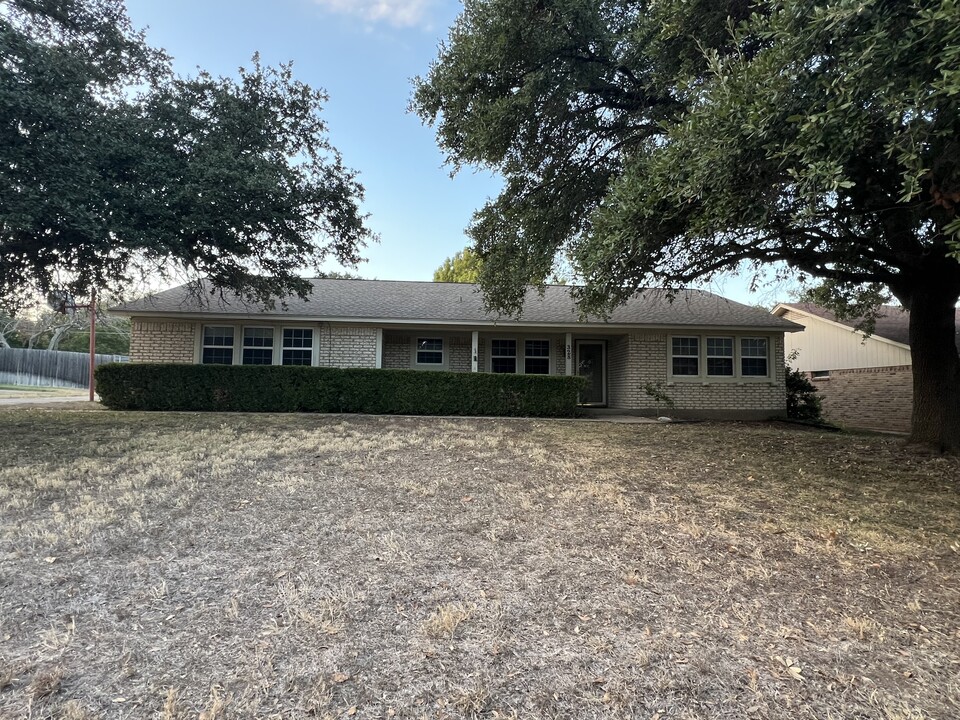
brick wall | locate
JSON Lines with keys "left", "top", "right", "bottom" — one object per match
{"left": 130, "top": 319, "right": 196, "bottom": 363}
{"left": 317, "top": 325, "right": 378, "bottom": 368}
{"left": 606, "top": 335, "right": 630, "bottom": 407}
{"left": 382, "top": 334, "right": 410, "bottom": 370}
{"left": 610, "top": 332, "right": 787, "bottom": 417}
{"left": 382, "top": 333, "right": 473, "bottom": 371}
{"left": 448, "top": 336, "right": 472, "bottom": 372}
{"left": 553, "top": 338, "right": 568, "bottom": 376}
{"left": 812, "top": 365, "right": 912, "bottom": 433}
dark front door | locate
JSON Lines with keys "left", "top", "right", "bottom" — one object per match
{"left": 576, "top": 341, "right": 606, "bottom": 405}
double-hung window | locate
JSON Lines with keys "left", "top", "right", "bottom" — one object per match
{"left": 671, "top": 337, "right": 699, "bottom": 376}
{"left": 706, "top": 337, "right": 734, "bottom": 377}
{"left": 242, "top": 327, "right": 274, "bottom": 365}
{"left": 416, "top": 338, "right": 443, "bottom": 365}
{"left": 740, "top": 338, "right": 769, "bottom": 376}
{"left": 202, "top": 326, "right": 234, "bottom": 365}
{"left": 282, "top": 328, "right": 313, "bottom": 366}
{"left": 491, "top": 339, "right": 517, "bottom": 373}
{"left": 524, "top": 339, "right": 551, "bottom": 375}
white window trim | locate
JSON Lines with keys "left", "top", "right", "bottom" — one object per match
{"left": 490, "top": 338, "right": 519, "bottom": 374}
{"left": 739, "top": 336, "right": 771, "bottom": 378}
{"left": 199, "top": 324, "right": 238, "bottom": 365}
{"left": 669, "top": 335, "right": 700, "bottom": 378}
{"left": 668, "top": 333, "right": 773, "bottom": 382}
{"left": 280, "top": 326, "right": 316, "bottom": 367}
{"left": 705, "top": 336, "right": 735, "bottom": 378}
{"left": 486, "top": 336, "right": 555, "bottom": 375}
{"left": 412, "top": 336, "right": 446, "bottom": 369}
{"left": 240, "top": 325, "right": 276, "bottom": 366}
{"left": 523, "top": 338, "right": 552, "bottom": 375}
{"left": 196, "top": 324, "right": 323, "bottom": 366}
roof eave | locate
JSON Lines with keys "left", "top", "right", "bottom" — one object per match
{"left": 111, "top": 307, "right": 797, "bottom": 333}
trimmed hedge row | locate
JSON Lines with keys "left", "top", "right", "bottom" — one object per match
{"left": 95, "top": 363, "right": 588, "bottom": 416}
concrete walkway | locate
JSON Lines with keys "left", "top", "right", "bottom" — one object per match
{"left": 0, "top": 391, "right": 95, "bottom": 407}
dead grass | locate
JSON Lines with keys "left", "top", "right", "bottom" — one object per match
{"left": 1, "top": 409, "right": 959, "bottom": 719}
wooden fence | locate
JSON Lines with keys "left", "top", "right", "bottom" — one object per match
{"left": 0, "top": 347, "right": 128, "bottom": 388}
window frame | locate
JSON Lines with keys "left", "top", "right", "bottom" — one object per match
{"left": 705, "top": 336, "right": 735, "bottom": 377}
{"left": 281, "top": 327, "right": 314, "bottom": 366}
{"left": 667, "top": 333, "right": 774, "bottom": 382}
{"left": 241, "top": 326, "right": 276, "bottom": 366}
{"left": 523, "top": 338, "right": 552, "bottom": 375}
{"left": 200, "top": 325, "right": 236, "bottom": 365}
{"left": 739, "top": 337, "right": 770, "bottom": 378}
{"left": 670, "top": 336, "right": 700, "bottom": 377}
{"left": 490, "top": 338, "right": 518, "bottom": 374}
{"left": 414, "top": 337, "right": 445, "bottom": 367}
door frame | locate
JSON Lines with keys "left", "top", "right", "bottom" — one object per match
{"left": 575, "top": 340, "right": 607, "bottom": 406}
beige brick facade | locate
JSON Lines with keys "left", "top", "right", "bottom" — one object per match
{"left": 130, "top": 319, "right": 196, "bottom": 363}
{"left": 606, "top": 332, "right": 786, "bottom": 417}
{"left": 382, "top": 333, "right": 473, "bottom": 371}
{"left": 316, "top": 326, "right": 378, "bottom": 368}
{"left": 811, "top": 365, "right": 912, "bottom": 433}
{"left": 128, "top": 318, "right": 788, "bottom": 418}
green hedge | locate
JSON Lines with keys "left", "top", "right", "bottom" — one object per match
{"left": 95, "top": 363, "right": 587, "bottom": 416}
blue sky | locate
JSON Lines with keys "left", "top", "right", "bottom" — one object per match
{"left": 124, "top": 0, "right": 782, "bottom": 305}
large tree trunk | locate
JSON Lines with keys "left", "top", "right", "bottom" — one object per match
{"left": 908, "top": 285, "right": 960, "bottom": 452}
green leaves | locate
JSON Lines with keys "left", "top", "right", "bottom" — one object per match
{"left": 1, "top": 1, "right": 372, "bottom": 311}
{"left": 416, "top": 0, "right": 960, "bottom": 314}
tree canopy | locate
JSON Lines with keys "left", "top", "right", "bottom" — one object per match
{"left": 1, "top": 0, "right": 372, "bottom": 312}
{"left": 433, "top": 248, "right": 483, "bottom": 283}
{"left": 414, "top": 0, "right": 960, "bottom": 450}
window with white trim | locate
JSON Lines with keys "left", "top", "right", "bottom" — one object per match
{"left": 740, "top": 338, "right": 769, "bottom": 376}
{"left": 202, "top": 326, "right": 234, "bottom": 365}
{"left": 491, "top": 339, "right": 517, "bottom": 373}
{"left": 242, "top": 327, "right": 274, "bottom": 365}
{"left": 282, "top": 328, "right": 313, "bottom": 366}
{"left": 671, "top": 336, "right": 699, "bottom": 376}
{"left": 706, "top": 337, "right": 734, "bottom": 377}
{"left": 416, "top": 338, "right": 443, "bottom": 365}
{"left": 524, "top": 339, "right": 551, "bottom": 375}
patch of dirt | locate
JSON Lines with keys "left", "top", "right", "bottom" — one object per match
{"left": 1, "top": 411, "right": 958, "bottom": 719}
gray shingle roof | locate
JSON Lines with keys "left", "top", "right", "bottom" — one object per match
{"left": 111, "top": 279, "right": 801, "bottom": 331}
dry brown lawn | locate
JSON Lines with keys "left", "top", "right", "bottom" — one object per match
{"left": 1, "top": 409, "right": 958, "bottom": 720}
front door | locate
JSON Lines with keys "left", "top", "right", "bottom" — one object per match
{"left": 576, "top": 341, "right": 606, "bottom": 406}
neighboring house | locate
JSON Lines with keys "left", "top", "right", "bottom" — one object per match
{"left": 772, "top": 302, "right": 960, "bottom": 432}
{"left": 110, "top": 279, "right": 801, "bottom": 418}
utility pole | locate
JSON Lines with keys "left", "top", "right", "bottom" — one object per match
{"left": 51, "top": 291, "right": 97, "bottom": 402}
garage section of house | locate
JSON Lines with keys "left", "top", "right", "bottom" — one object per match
{"left": 110, "top": 279, "right": 801, "bottom": 419}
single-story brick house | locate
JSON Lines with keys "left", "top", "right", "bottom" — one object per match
{"left": 110, "top": 279, "right": 802, "bottom": 418}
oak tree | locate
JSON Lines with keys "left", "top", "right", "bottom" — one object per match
{"left": 414, "top": 0, "right": 960, "bottom": 450}
{"left": 2, "top": 0, "right": 371, "bottom": 311}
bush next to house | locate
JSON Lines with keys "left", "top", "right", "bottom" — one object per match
{"left": 95, "top": 363, "right": 588, "bottom": 417}
{"left": 785, "top": 366, "right": 823, "bottom": 422}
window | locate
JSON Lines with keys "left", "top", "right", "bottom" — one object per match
{"left": 524, "top": 339, "right": 551, "bottom": 375}
{"left": 811, "top": 370, "right": 830, "bottom": 379}
{"left": 671, "top": 337, "right": 699, "bottom": 376}
{"left": 491, "top": 339, "right": 517, "bottom": 373}
{"left": 243, "top": 327, "right": 274, "bottom": 365}
{"left": 416, "top": 338, "right": 443, "bottom": 365}
{"left": 706, "top": 337, "right": 734, "bottom": 376}
{"left": 202, "top": 326, "right": 234, "bottom": 365}
{"left": 740, "top": 338, "right": 769, "bottom": 376}
{"left": 282, "top": 328, "right": 313, "bottom": 366}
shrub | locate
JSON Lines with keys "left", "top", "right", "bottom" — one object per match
{"left": 785, "top": 365, "right": 823, "bottom": 422}
{"left": 95, "top": 363, "right": 587, "bottom": 417}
